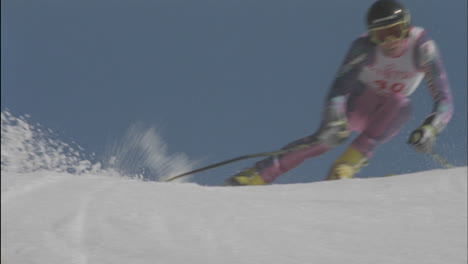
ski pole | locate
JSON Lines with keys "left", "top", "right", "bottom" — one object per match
{"left": 430, "top": 152, "right": 454, "bottom": 169}
{"left": 164, "top": 142, "right": 318, "bottom": 182}
{"left": 408, "top": 129, "right": 454, "bottom": 169}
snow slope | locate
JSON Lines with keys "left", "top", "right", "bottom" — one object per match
{"left": 2, "top": 111, "right": 467, "bottom": 264}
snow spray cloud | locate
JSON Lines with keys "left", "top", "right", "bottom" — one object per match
{"left": 1, "top": 111, "right": 101, "bottom": 174}
{"left": 1, "top": 110, "right": 195, "bottom": 182}
{"left": 103, "top": 123, "right": 195, "bottom": 182}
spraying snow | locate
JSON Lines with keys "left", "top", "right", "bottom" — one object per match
{"left": 1, "top": 111, "right": 467, "bottom": 264}
{"left": 103, "top": 123, "right": 195, "bottom": 182}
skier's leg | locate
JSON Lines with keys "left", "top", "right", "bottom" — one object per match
{"left": 256, "top": 135, "right": 333, "bottom": 183}
{"left": 326, "top": 93, "right": 412, "bottom": 180}
{"left": 225, "top": 131, "right": 333, "bottom": 186}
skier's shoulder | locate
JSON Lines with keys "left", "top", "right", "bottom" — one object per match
{"left": 348, "top": 33, "right": 376, "bottom": 55}
{"left": 409, "top": 26, "right": 428, "bottom": 40}
{"left": 409, "top": 26, "right": 439, "bottom": 67}
{"left": 351, "top": 33, "right": 376, "bottom": 53}
{"left": 334, "top": 34, "right": 374, "bottom": 79}
{"left": 342, "top": 34, "right": 376, "bottom": 66}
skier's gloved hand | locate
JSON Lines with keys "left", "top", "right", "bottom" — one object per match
{"left": 319, "top": 107, "right": 350, "bottom": 147}
{"left": 408, "top": 125, "right": 436, "bottom": 153}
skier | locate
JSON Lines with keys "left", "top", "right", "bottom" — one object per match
{"left": 224, "top": 0, "right": 453, "bottom": 186}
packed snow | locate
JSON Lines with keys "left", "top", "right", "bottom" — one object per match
{"left": 2, "top": 111, "right": 467, "bottom": 264}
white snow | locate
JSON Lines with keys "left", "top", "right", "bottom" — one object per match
{"left": 2, "top": 111, "right": 467, "bottom": 264}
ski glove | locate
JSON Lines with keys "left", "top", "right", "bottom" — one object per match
{"left": 319, "top": 107, "right": 350, "bottom": 147}
{"left": 408, "top": 125, "right": 436, "bottom": 153}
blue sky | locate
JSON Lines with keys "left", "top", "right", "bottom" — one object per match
{"left": 2, "top": 0, "right": 466, "bottom": 185}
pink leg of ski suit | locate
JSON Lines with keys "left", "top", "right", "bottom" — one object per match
{"left": 254, "top": 88, "right": 412, "bottom": 183}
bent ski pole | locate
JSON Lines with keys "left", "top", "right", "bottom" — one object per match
{"left": 164, "top": 142, "right": 317, "bottom": 182}
{"left": 430, "top": 152, "right": 454, "bottom": 169}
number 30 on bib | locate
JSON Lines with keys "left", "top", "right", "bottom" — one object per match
{"left": 374, "top": 80, "right": 406, "bottom": 93}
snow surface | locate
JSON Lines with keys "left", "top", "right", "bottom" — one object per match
{"left": 2, "top": 111, "right": 467, "bottom": 264}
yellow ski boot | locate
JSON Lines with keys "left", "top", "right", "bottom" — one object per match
{"left": 326, "top": 147, "right": 368, "bottom": 180}
{"left": 224, "top": 168, "right": 266, "bottom": 186}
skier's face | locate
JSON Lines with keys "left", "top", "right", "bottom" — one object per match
{"left": 380, "top": 38, "right": 407, "bottom": 56}
{"left": 369, "top": 20, "right": 409, "bottom": 56}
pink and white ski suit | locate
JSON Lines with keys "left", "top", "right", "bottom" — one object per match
{"left": 254, "top": 26, "right": 453, "bottom": 183}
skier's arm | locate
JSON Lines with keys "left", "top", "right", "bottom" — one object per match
{"left": 325, "top": 37, "right": 373, "bottom": 115}
{"left": 317, "top": 37, "right": 373, "bottom": 146}
{"left": 415, "top": 32, "right": 454, "bottom": 133}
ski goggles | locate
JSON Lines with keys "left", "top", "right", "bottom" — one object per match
{"left": 369, "top": 21, "right": 409, "bottom": 45}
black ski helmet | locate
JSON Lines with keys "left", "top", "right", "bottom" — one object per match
{"left": 366, "top": 0, "right": 410, "bottom": 30}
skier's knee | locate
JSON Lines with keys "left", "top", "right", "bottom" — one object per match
{"left": 318, "top": 124, "right": 350, "bottom": 147}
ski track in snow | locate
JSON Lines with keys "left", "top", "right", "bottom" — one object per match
{"left": 1, "top": 167, "right": 467, "bottom": 264}
{"left": 1, "top": 172, "right": 120, "bottom": 264}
